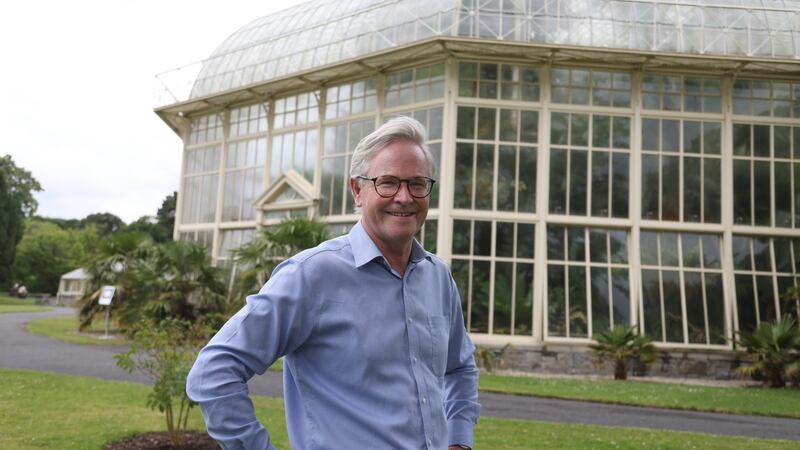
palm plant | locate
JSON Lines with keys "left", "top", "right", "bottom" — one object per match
{"left": 230, "top": 217, "right": 328, "bottom": 305}
{"left": 734, "top": 316, "right": 800, "bottom": 388}
{"left": 590, "top": 325, "right": 656, "bottom": 380}
{"left": 76, "top": 231, "right": 152, "bottom": 331}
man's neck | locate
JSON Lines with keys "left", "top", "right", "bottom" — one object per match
{"left": 363, "top": 229, "right": 413, "bottom": 276}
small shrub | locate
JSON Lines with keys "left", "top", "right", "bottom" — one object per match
{"left": 590, "top": 325, "right": 656, "bottom": 380}
{"left": 115, "top": 318, "right": 211, "bottom": 445}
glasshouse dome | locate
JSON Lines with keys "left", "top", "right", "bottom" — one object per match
{"left": 156, "top": 0, "right": 800, "bottom": 378}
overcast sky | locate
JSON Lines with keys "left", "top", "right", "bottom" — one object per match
{"left": 0, "top": 0, "right": 306, "bottom": 224}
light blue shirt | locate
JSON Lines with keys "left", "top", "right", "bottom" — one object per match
{"left": 187, "top": 221, "right": 480, "bottom": 449}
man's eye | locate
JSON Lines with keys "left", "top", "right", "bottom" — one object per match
{"left": 409, "top": 179, "right": 427, "bottom": 189}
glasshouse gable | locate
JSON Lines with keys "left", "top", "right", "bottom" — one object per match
{"left": 155, "top": 0, "right": 800, "bottom": 378}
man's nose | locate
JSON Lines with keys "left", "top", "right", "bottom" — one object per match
{"left": 393, "top": 180, "right": 414, "bottom": 202}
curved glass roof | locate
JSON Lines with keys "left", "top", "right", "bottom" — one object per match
{"left": 155, "top": 0, "right": 800, "bottom": 107}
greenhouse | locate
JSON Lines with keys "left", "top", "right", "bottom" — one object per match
{"left": 155, "top": 0, "right": 800, "bottom": 375}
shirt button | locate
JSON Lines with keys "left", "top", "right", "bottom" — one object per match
{"left": 413, "top": 356, "right": 418, "bottom": 363}
{"left": 427, "top": 439, "right": 432, "bottom": 446}
{"left": 408, "top": 317, "right": 413, "bottom": 324}
{"left": 422, "top": 397, "right": 427, "bottom": 404}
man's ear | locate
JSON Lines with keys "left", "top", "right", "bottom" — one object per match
{"left": 349, "top": 178, "right": 363, "bottom": 208}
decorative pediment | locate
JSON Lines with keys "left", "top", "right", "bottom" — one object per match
{"left": 254, "top": 170, "right": 318, "bottom": 212}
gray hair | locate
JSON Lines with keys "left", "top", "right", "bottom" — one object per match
{"left": 349, "top": 116, "right": 436, "bottom": 180}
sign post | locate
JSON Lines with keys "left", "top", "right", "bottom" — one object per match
{"left": 98, "top": 286, "right": 116, "bottom": 340}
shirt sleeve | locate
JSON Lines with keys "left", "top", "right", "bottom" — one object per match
{"left": 443, "top": 275, "right": 481, "bottom": 448}
{"left": 186, "top": 259, "right": 317, "bottom": 450}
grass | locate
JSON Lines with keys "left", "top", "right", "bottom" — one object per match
{"left": 26, "top": 314, "right": 124, "bottom": 346}
{"left": 0, "top": 294, "right": 51, "bottom": 313}
{"left": 1, "top": 369, "right": 797, "bottom": 450}
{"left": 480, "top": 372, "right": 800, "bottom": 419}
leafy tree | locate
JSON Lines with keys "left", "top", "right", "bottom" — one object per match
{"left": 231, "top": 216, "right": 329, "bottom": 304}
{"left": 11, "top": 220, "right": 99, "bottom": 294}
{"left": 0, "top": 155, "right": 42, "bottom": 287}
{"left": 734, "top": 316, "right": 800, "bottom": 388}
{"left": 115, "top": 318, "right": 211, "bottom": 446}
{"left": 81, "top": 212, "right": 125, "bottom": 236}
{"left": 127, "top": 192, "right": 177, "bottom": 243}
{"left": 590, "top": 325, "right": 656, "bottom": 380}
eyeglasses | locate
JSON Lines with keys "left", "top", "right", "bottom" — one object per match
{"left": 356, "top": 175, "right": 436, "bottom": 198}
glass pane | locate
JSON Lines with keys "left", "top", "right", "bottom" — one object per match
{"left": 753, "top": 237, "right": 771, "bottom": 271}
{"left": 494, "top": 262, "right": 513, "bottom": 334}
{"left": 497, "top": 145, "right": 516, "bottom": 212}
{"left": 733, "top": 124, "right": 750, "bottom": 156}
{"left": 592, "top": 115, "right": 610, "bottom": 148}
{"left": 642, "top": 119, "right": 659, "bottom": 150}
{"left": 514, "top": 263, "right": 534, "bottom": 335}
{"left": 609, "top": 230, "right": 628, "bottom": 264}
{"left": 660, "top": 232, "right": 679, "bottom": 267}
{"left": 478, "top": 108, "right": 496, "bottom": 140}
{"left": 775, "top": 162, "right": 792, "bottom": 227}
{"left": 705, "top": 273, "right": 726, "bottom": 344}
{"left": 520, "top": 111, "right": 538, "bottom": 143}
{"left": 517, "top": 223, "right": 535, "bottom": 259}
{"left": 753, "top": 125, "right": 770, "bottom": 157}
{"left": 661, "top": 156, "right": 680, "bottom": 220}
{"left": 612, "top": 117, "right": 630, "bottom": 149}
{"left": 470, "top": 261, "right": 490, "bottom": 333}
{"left": 499, "top": 109, "right": 518, "bottom": 142}
{"left": 548, "top": 265, "right": 567, "bottom": 336}
{"left": 701, "top": 235, "right": 721, "bottom": 269}
{"left": 519, "top": 147, "right": 536, "bottom": 213}
{"left": 424, "top": 220, "right": 437, "bottom": 254}
{"left": 683, "top": 157, "right": 701, "bottom": 222}
{"left": 452, "top": 220, "right": 471, "bottom": 255}
{"left": 551, "top": 112, "right": 568, "bottom": 145}
{"left": 662, "top": 270, "right": 684, "bottom": 343}
{"left": 457, "top": 107, "right": 475, "bottom": 139}
{"left": 754, "top": 161, "right": 771, "bottom": 226}
{"left": 473, "top": 221, "right": 492, "bottom": 256}
{"left": 589, "top": 229, "right": 607, "bottom": 263}
{"left": 611, "top": 153, "right": 629, "bottom": 218}
{"left": 774, "top": 238, "right": 793, "bottom": 273}
{"left": 774, "top": 126, "right": 791, "bottom": 158}
{"left": 641, "top": 155, "right": 659, "bottom": 219}
{"left": 683, "top": 121, "right": 701, "bottom": 153}
{"left": 569, "top": 266, "right": 588, "bottom": 338}
{"left": 454, "top": 143, "right": 474, "bottom": 209}
{"left": 590, "top": 267, "right": 610, "bottom": 335}
{"left": 682, "top": 234, "right": 701, "bottom": 268}
{"left": 756, "top": 275, "right": 777, "bottom": 324}
{"left": 475, "top": 144, "right": 494, "bottom": 210}
{"left": 591, "top": 152, "right": 610, "bottom": 216}
{"left": 568, "top": 227, "right": 585, "bottom": 262}
{"left": 684, "top": 271, "right": 707, "bottom": 344}
{"left": 641, "top": 269, "right": 662, "bottom": 341}
{"left": 549, "top": 149, "right": 567, "bottom": 214}
{"left": 733, "top": 160, "right": 751, "bottom": 225}
{"left": 611, "top": 268, "right": 630, "bottom": 327}
{"left": 571, "top": 114, "right": 589, "bottom": 147}
{"left": 662, "top": 120, "right": 680, "bottom": 152}
{"left": 703, "top": 122, "right": 721, "bottom": 155}
{"left": 640, "top": 231, "right": 659, "bottom": 266}
{"left": 735, "top": 274, "right": 757, "bottom": 332}
{"left": 704, "top": 158, "right": 721, "bottom": 223}
{"left": 495, "top": 222, "right": 514, "bottom": 257}
{"left": 569, "top": 150, "right": 588, "bottom": 215}
{"left": 548, "top": 226, "right": 565, "bottom": 260}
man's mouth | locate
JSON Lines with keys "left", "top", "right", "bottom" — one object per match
{"left": 386, "top": 211, "right": 415, "bottom": 217}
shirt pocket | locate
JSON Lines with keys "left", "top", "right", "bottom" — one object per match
{"left": 428, "top": 315, "right": 449, "bottom": 377}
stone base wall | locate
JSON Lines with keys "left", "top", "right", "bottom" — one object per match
{"left": 477, "top": 344, "right": 741, "bottom": 380}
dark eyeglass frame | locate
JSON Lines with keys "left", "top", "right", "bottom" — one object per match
{"left": 356, "top": 175, "right": 436, "bottom": 199}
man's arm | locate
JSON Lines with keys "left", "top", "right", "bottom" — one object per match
{"left": 443, "top": 277, "right": 481, "bottom": 449}
{"left": 186, "top": 260, "right": 316, "bottom": 450}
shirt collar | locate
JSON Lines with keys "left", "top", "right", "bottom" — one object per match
{"left": 349, "top": 220, "right": 430, "bottom": 268}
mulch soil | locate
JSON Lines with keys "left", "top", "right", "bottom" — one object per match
{"left": 103, "top": 431, "right": 218, "bottom": 450}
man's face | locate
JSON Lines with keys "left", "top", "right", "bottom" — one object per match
{"left": 350, "top": 139, "right": 430, "bottom": 251}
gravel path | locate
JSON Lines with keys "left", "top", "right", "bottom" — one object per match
{"left": 2, "top": 308, "right": 799, "bottom": 441}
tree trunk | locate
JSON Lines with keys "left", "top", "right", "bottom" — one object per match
{"left": 614, "top": 358, "right": 628, "bottom": 380}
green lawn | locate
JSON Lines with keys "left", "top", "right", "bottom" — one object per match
{"left": 480, "top": 373, "right": 800, "bottom": 419}
{"left": 0, "top": 294, "right": 50, "bottom": 313}
{"left": 26, "top": 314, "right": 124, "bottom": 346}
{"left": 1, "top": 369, "right": 796, "bottom": 450}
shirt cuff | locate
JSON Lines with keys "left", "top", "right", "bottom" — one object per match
{"left": 447, "top": 417, "right": 475, "bottom": 448}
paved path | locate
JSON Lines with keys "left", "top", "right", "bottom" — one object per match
{"left": 3, "top": 308, "right": 800, "bottom": 442}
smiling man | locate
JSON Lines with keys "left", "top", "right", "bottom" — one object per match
{"left": 187, "top": 116, "right": 480, "bottom": 450}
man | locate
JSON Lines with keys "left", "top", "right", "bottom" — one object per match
{"left": 187, "top": 116, "right": 480, "bottom": 449}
